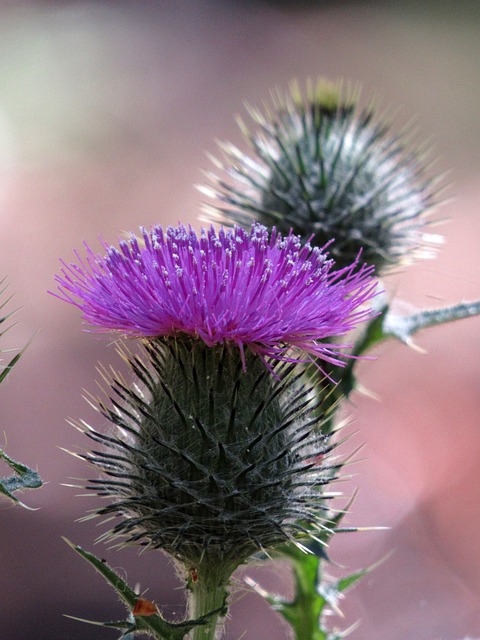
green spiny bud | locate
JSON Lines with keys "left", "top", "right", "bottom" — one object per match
{"left": 78, "top": 338, "right": 340, "bottom": 575}
{"left": 200, "top": 79, "right": 441, "bottom": 273}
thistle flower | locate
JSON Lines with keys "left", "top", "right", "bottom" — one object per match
{"left": 54, "top": 223, "right": 377, "bottom": 368}
{"left": 200, "top": 80, "right": 441, "bottom": 272}
{"left": 78, "top": 338, "right": 341, "bottom": 573}
{"left": 56, "top": 222, "right": 377, "bottom": 637}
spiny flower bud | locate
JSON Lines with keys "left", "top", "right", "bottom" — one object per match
{"left": 77, "top": 338, "right": 340, "bottom": 572}
{"left": 200, "top": 80, "right": 441, "bottom": 273}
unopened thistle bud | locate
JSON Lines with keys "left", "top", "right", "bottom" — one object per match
{"left": 200, "top": 80, "right": 441, "bottom": 272}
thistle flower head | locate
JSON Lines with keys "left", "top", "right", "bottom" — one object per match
{"left": 78, "top": 338, "right": 341, "bottom": 570}
{"left": 200, "top": 80, "right": 441, "bottom": 272}
{"left": 54, "top": 223, "right": 377, "bottom": 368}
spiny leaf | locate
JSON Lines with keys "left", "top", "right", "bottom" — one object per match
{"left": 383, "top": 300, "right": 480, "bottom": 345}
{"left": 63, "top": 539, "right": 221, "bottom": 639}
{"left": 64, "top": 614, "right": 136, "bottom": 637}
{"left": 0, "top": 278, "right": 22, "bottom": 384}
{"left": 0, "top": 448, "right": 42, "bottom": 509}
{"left": 247, "top": 506, "right": 370, "bottom": 640}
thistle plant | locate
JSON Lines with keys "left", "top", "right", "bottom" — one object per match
{"left": 15, "top": 77, "right": 474, "bottom": 640}
{"left": 54, "top": 223, "right": 378, "bottom": 639}
{"left": 197, "top": 80, "right": 480, "bottom": 638}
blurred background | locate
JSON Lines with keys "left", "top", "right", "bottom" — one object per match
{"left": 0, "top": 1, "right": 479, "bottom": 638}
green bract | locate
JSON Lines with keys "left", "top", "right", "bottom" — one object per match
{"left": 79, "top": 338, "right": 340, "bottom": 574}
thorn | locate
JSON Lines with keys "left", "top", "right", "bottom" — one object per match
{"left": 405, "top": 338, "right": 427, "bottom": 354}
{"left": 354, "top": 382, "right": 381, "bottom": 401}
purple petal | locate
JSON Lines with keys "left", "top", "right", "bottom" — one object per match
{"left": 53, "top": 224, "right": 378, "bottom": 365}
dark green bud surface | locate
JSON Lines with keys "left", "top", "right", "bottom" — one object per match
{"left": 81, "top": 338, "right": 339, "bottom": 572}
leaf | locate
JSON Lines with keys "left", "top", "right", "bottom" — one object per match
{"left": 383, "top": 300, "right": 480, "bottom": 345}
{"left": 64, "top": 614, "right": 141, "bottom": 639}
{"left": 0, "top": 447, "right": 42, "bottom": 509}
{"left": 63, "top": 539, "right": 221, "bottom": 640}
{"left": 248, "top": 508, "right": 371, "bottom": 640}
{"left": 352, "top": 301, "right": 391, "bottom": 357}
{"left": 0, "top": 280, "right": 42, "bottom": 508}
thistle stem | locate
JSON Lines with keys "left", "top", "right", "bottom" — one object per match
{"left": 188, "top": 564, "right": 230, "bottom": 640}
{"left": 384, "top": 300, "right": 480, "bottom": 344}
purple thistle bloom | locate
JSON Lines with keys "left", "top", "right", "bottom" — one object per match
{"left": 54, "top": 223, "right": 378, "bottom": 366}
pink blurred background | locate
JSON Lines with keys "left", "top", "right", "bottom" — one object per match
{"left": 0, "top": 1, "right": 479, "bottom": 638}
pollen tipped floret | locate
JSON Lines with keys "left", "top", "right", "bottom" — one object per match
{"left": 80, "top": 338, "right": 340, "bottom": 569}
{"left": 54, "top": 223, "right": 377, "bottom": 368}
{"left": 200, "top": 80, "right": 440, "bottom": 272}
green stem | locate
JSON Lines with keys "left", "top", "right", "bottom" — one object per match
{"left": 188, "top": 564, "right": 230, "bottom": 640}
{"left": 289, "top": 555, "right": 326, "bottom": 640}
{"left": 317, "top": 298, "right": 480, "bottom": 426}
{"left": 384, "top": 300, "right": 480, "bottom": 344}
